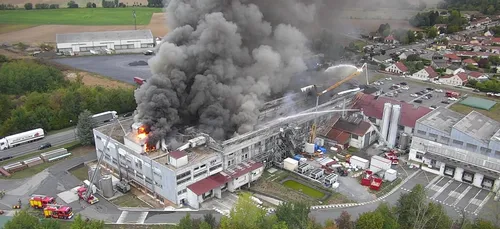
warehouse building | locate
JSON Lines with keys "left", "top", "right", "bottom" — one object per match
{"left": 93, "top": 91, "right": 358, "bottom": 208}
{"left": 56, "top": 30, "right": 154, "bottom": 53}
{"left": 409, "top": 107, "right": 500, "bottom": 190}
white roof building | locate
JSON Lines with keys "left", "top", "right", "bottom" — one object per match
{"left": 56, "top": 30, "right": 155, "bottom": 53}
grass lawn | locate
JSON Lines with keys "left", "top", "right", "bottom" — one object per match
{"left": 0, "top": 142, "right": 96, "bottom": 179}
{"left": 450, "top": 101, "right": 500, "bottom": 122}
{"left": 0, "top": 24, "right": 36, "bottom": 34}
{"left": 0, "top": 8, "right": 162, "bottom": 25}
{"left": 282, "top": 180, "right": 325, "bottom": 199}
{"left": 111, "top": 193, "right": 151, "bottom": 208}
{"left": 69, "top": 164, "right": 89, "bottom": 181}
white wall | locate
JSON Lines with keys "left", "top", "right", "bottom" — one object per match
{"left": 439, "top": 75, "right": 463, "bottom": 86}
{"left": 186, "top": 189, "right": 200, "bottom": 209}
{"left": 410, "top": 69, "right": 430, "bottom": 80}
{"left": 57, "top": 38, "right": 154, "bottom": 52}
{"left": 385, "top": 64, "right": 404, "bottom": 74}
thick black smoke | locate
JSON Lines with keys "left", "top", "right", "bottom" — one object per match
{"left": 134, "top": 0, "right": 350, "bottom": 143}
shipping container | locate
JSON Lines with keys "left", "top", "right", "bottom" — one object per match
{"left": 349, "top": 156, "right": 369, "bottom": 169}
{"left": 41, "top": 148, "right": 68, "bottom": 162}
{"left": 23, "top": 157, "right": 44, "bottom": 167}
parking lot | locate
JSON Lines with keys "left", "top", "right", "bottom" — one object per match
{"left": 371, "top": 77, "right": 459, "bottom": 109}
{"left": 400, "top": 171, "right": 493, "bottom": 217}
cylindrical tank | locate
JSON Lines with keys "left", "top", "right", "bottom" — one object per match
{"left": 88, "top": 165, "right": 101, "bottom": 188}
{"left": 399, "top": 132, "right": 410, "bottom": 150}
{"left": 99, "top": 175, "right": 114, "bottom": 198}
{"left": 380, "top": 103, "right": 392, "bottom": 142}
{"left": 387, "top": 105, "right": 401, "bottom": 148}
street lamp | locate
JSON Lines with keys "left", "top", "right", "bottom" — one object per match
{"left": 70, "top": 120, "right": 77, "bottom": 141}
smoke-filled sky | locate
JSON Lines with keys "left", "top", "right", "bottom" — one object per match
{"left": 133, "top": 0, "right": 399, "bottom": 143}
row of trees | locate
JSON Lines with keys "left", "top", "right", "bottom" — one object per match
{"left": 0, "top": 56, "right": 136, "bottom": 137}
{"left": 438, "top": 0, "right": 500, "bottom": 15}
{"left": 174, "top": 186, "right": 499, "bottom": 229}
{"left": 410, "top": 10, "right": 468, "bottom": 33}
{"left": 487, "top": 26, "right": 500, "bottom": 37}
{"left": 0, "top": 4, "right": 16, "bottom": 10}
{"left": 467, "top": 79, "right": 500, "bottom": 93}
{"left": 101, "top": 0, "right": 126, "bottom": 8}
{"left": 4, "top": 211, "right": 104, "bottom": 229}
{"left": 23, "top": 3, "right": 60, "bottom": 10}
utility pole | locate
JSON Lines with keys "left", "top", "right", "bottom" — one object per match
{"left": 133, "top": 10, "right": 137, "bottom": 30}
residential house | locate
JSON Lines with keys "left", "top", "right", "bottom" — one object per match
{"left": 325, "top": 117, "right": 377, "bottom": 149}
{"left": 432, "top": 59, "right": 450, "bottom": 69}
{"left": 444, "top": 53, "right": 462, "bottom": 64}
{"left": 372, "top": 55, "right": 392, "bottom": 64}
{"left": 462, "top": 58, "right": 477, "bottom": 66}
{"left": 438, "top": 72, "right": 468, "bottom": 86}
{"left": 466, "top": 17, "right": 491, "bottom": 29}
{"left": 410, "top": 66, "right": 438, "bottom": 81}
{"left": 384, "top": 35, "right": 397, "bottom": 44}
{"left": 445, "top": 65, "right": 465, "bottom": 75}
{"left": 484, "top": 31, "right": 493, "bottom": 37}
{"left": 432, "top": 44, "right": 447, "bottom": 51}
{"left": 468, "top": 71, "right": 489, "bottom": 81}
{"left": 385, "top": 62, "right": 408, "bottom": 75}
{"left": 398, "top": 51, "right": 414, "bottom": 60}
{"left": 492, "top": 37, "right": 500, "bottom": 45}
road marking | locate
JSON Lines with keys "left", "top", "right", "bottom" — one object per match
{"left": 429, "top": 176, "right": 444, "bottom": 190}
{"left": 431, "top": 179, "right": 453, "bottom": 199}
{"left": 453, "top": 186, "right": 472, "bottom": 206}
{"left": 426, "top": 175, "right": 442, "bottom": 189}
{"left": 443, "top": 183, "right": 462, "bottom": 202}
{"left": 474, "top": 192, "right": 493, "bottom": 214}
{"left": 136, "top": 212, "right": 148, "bottom": 224}
{"left": 116, "top": 211, "right": 128, "bottom": 224}
{"left": 464, "top": 189, "right": 482, "bottom": 210}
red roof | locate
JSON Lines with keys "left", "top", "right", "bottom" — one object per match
{"left": 492, "top": 37, "right": 500, "bottom": 43}
{"left": 187, "top": 173, "right": 231, "bottom": 196}
{"left": 468, "top": 71, "right": 486, "bottom": 78}
{"left": 385, "top": 35, "right": 395, "bottom": 41}
{"left": 187, "top": 161, "right": 263, "bottom": 196}
{"left": 394, "top": 62, "right": 408, "bottom": 72}
{"left": 440, "top": 74, "right": 453, "bottom": 78}
{"left": 462, "top": 58, "right": 476, "bottom": 64}
{"left": 169, "top": 151, "right": 187, "bottom": 159}
{"left": 456, "top": 72, "right": 468, "bottom": 81}
{"left": 333, "top": 119, "right": 371, "bottom": 136}
{"left": 444, "top": 53, "right": 461, "bottom": 60}
{"left": 325, "top": 129, "right": 350, "bottom": 144}
{"left": 424, "top": 66, "right": 438, "bottom": 78}
{"left": 352, "top": 94, "right": 432, "bottom": 128}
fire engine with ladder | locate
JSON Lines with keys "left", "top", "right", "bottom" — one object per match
{"left": 43, "top": 204, "right": 74, "bottom": 220}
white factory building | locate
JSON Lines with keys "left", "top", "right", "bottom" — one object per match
{"left": 409, "top": 107, "right": 500, "bottom": 190}
{"left": 92, "top": 91, "right": 357, "bottom": 208}
{"left": 56, "top": 30, "right": 155, "bottom": 53}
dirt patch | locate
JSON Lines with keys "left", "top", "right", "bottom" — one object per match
{"left": 64, "top": 71, "right": 134, "bottom": 89}
{"left": 0, "top": 48, "right": 33, "bottom": 59}
{"left": 0, "top": 24, "right": 36, "bottom": 34}
{"left": 147, "top": 13, "right": 169, "bottom": 38}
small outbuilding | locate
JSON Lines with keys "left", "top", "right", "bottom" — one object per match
{"left": 56, "top": 30, "right": 155, "bottom": 53}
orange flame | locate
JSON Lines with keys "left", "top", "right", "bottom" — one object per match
{"left": 137, "top": 126, "right": 147, "bottom": 140}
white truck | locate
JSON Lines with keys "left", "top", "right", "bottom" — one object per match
{"left": 91, "top": 111, "right": 118, "bottom": 124}
{"left": 0, "top": 128, "right": 45, "bottom": 150}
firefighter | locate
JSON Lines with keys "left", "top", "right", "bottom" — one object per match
{"left": 0, "top": 190, "right": 5, "bottom": 199}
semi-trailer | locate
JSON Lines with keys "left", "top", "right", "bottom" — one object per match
{"left": 0, "top": 128, "right": 45, "bottom": 150}
{"left": 91, "top": 111, "right": 117, "bottom": 124}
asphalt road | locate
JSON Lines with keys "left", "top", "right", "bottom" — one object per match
{"left": 1, "top": 128, "right": 77, "bottom": 158}
{"left": 53, "top": 54, "right": 153, "bottom": 84}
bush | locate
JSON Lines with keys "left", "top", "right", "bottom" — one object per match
{"left": 67, "top": 0, "right": 78, "bottom": 8}
{"left": 24, "top": 3, "right": 33, "bottom": 10}
{"left": 34, "top": 3, "right": 50, "bottom": 9}
{"left": 49, "top": 4, "right": 59, "bottom": 9}
{"left": 0, "top": 4, "right": 16, "bottom": 10}
{"left": 86, "top": 2, "right": 92, "bottom": 8}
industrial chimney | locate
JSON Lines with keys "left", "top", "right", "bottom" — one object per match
{"left": 387, "top": 104, "right": 401, "bottom": 148}
{"left": 380, "top": 103, "right": 392, "bottom": 143}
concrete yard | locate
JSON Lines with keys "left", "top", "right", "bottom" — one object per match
{"left": 53, "top": 54, "right": 153, "bottom": 84}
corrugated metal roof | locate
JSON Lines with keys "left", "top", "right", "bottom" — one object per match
{"left": 56, "top": 30, "right": 153, "bottom": 44}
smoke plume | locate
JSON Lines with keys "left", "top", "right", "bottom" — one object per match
{"left": 134, "top": 0, "right": 351, "bottom": 143}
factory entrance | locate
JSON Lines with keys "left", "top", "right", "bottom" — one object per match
{"left": 482, "top": 177, "right": 494, "bottom": 190}
{"left": 444, "top": 165, "right": 455, "bottom": 177}
{"left": 462, "top": 171, "right": 474, "bottom": 183}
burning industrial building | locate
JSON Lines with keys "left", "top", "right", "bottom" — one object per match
{"left": 133, "top": 0, "right": 358, "bottom": 146}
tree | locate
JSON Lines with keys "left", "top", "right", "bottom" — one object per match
{"left": 39, "top": 218, "right": 62, "bottom": 229}
{"left": 91, "top": 2, "right": 96, "bottom": 7}
{"left": 335, "top": 211, "right": 353, "bottom": 229}
{"left": 219, "top": 193, "right": 267, "bottom": 229}
{"left": 478, "top": 58, "right": 491, "bottom": 69}
{"left": 275, "top": 201, "right": 310, "bottom": 229}
{"left": 203, "top": 213, "right": 217, "bottom": 229}
{"left": 24, "top": 3, "right": 33, "bottom": 10}
{"left": 3, "top": 210, "right": 40, "bottom": 229}
{"left": 407, "top": 30, "right": 416, "bottom": 43}
{"left": 356, "top": 211, "right": 384, "bottom": 229}
{"left": 324, "top": 219, "right": 338, "bottom": 229}
{"left": 70, "top": 214, "right": 104, "bottom": 229}
{"left": 489, "top": 55, "right": 500, "bottom": 66}
{"left": 177, "top": 213, "right": 194, "bottom": 229}
{"left": 86, "top": 2, "right": 92, "bottom": 7}
{"left": 67, "top": 0, "right": 78, "bottom": 8}
{"left": 76, "top": 110, "right": 97, "bottom": 145}
{"left": 373, "top": 203, "right": 399, "bottom": 229}
{"left": 415, "top": 32, "right": 423, "bottom": 40}
{"left": 114, "top": 0, "right": 118, "bottom": 7}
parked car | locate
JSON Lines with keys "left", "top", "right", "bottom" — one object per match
{"left": 430, "top": 105, "right": 437, "bottom": 110}
{"left": 414, "top": 100, "right": 423, "bottom": 103}
{"left": 448, "top": 97, "right": 458, "bottom": 101}
{"left": 401, "top": 86, "right": 409, "bottom": 90}
{"left": 143, "top": 50, "right": 154, "bottom": 55}
{"left": 473, "top": 89, "right": 480, "bottom": 92}
{"left": 386, "top": 92, "right": 394, "bottom": 97}
{"left": 410, "top": 94, "right": 418, "bottom": 97}
{"left": 400, "top": 82, "right": 408, "bottom": 85}
{"left": 385, "top": 77, "right": 392, "bottom": 81}
{"left": 39, "top": 143, "right": 52, "bottom": 150}
{"left": 435, "top": 89, "right": 443, "bottom": 92}
{"left": 416, "top": 92, "right": 423, "bottom": 95}
{"left": 427, "top": 94, "right": 433, "bottom": 98}
{"left": 426, "top": 87, "right": 434, "bottom": 91}
{"left": 123, "top": 112, "right": 133, "bottom": 117}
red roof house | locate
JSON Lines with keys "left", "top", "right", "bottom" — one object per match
{"left": 444, "top": 53, "right": 461, "bottom": 62}
{"left": 424, "top": 66, "right": 438, "bottom": 78}
{"left": 462, "top": 58, "right": 477, "bottom": 66}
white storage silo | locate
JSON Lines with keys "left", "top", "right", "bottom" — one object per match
{"left": 88, "top": 165, "right": 102, "bottom": 188}
{"left": 398, "top": 132, "right": 410, "bottom": 150}
{"left": 99, "top": 175, "right": 114, "bottom": 198}
{"left": 380, "top": 103, "right": 392, "bottom": 143}
{"left": 387, "top": 104, "right": 401, "bottom": 148}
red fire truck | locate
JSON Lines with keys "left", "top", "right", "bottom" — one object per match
{"left": 43, "top": 204, "right": 74, "bottom": 219}
{"left": 29, "top": 195, "right": 56, "bottom": 209}
{"left": 77, "top": 186, "right": 99, "bottom": 205}
{"left": 445, "top": 91, "right": 460, "bottom": 98}
{"left": 133, "top": 77, "right": 147, "bottom": 85}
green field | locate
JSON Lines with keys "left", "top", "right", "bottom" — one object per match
{"left": 282, "top": 180, "right": 325, "bottom": 199}
{"left": 0, "top": 8, "right": 162, "bottom": 25}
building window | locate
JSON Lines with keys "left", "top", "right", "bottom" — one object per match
{"left": 416, "top": 151, "right": 424, "bottom": 160}
{"left": 210, "top": 159, "right": 218, "bottom": 165}
{"left": 352, "top": 135, "right": 358, "bottom": 140}
{"left": 452, "top": 139, "right": 463, "bottom": 146}
{"left": 177, "top": 177, "right": 190, "bottom": 185}
{"left": 209, "top": 164, "right": 222, "bottom": 171}
{"left": 96, "top": 136, "right": 102, "bottom": 140}
{"left": 480, "top": 147, "right": 492, "bottom": 154}
{"left": 105, "top": 153, "right": 111, "bottom": 160}
{"left": 135, "top": 160, "right": 143, "bottom": 170}
{"left": 153, "top": 171, "right": 162, "bottom": 179}
{"left": 177, "top": 189, "right": 187, "bottom": 195}
{"left": 428, "top": 133, "right": 438, "bottom": 139}
{"left": 495, "top": 151, "right": 500, "bottom": 157}
{"left": 440, "top": 136, "right": 450, "bottom": 143}
{"left": 466, "top": 143, "right": 477, "bottom": 151}
{"left": 145, "top": 177, "right": 153, "bottom": 184}
{"left": 242, "top": 153, "right": 249, "bottom": 160}
{"left": 136, "top": 171, "right": 143, "bottom": 178}
{"left": 417, "top": 130, "right": 426, "bottom": 136}
{"left": 194, "top": 170, "right": 207, "bottom": 178}
{"left": 112, "top": 158, "right": 118, "bottom": 165}
{"left": 242, "top": 147, "right": 249, "bottom": 153}
{"left": 176, "top": 171, "right": 191, "bottom": 180}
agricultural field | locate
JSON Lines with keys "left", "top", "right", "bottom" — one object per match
{"left": 0, "top": 8, "right": 161, "bottom": 25}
